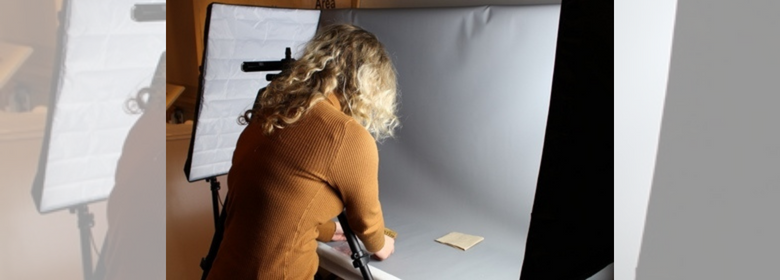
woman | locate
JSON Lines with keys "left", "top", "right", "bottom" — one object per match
{"left": 206, "top": 24, "right": 399, "bottom": 279}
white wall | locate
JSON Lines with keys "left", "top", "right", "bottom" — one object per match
{"left": 615, "top": 1, "right": 677, "bottom": 279}
{"left": 0, "top": 111, "right": 108, "bottom": 280}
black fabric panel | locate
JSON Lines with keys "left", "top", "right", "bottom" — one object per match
{"left": 520, "top": 0, "right": 614, "bottom": 279}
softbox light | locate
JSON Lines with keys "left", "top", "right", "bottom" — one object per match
{"left": 31, "top": 0, "right": 166, "bottom": 213}
{"left": 184, "top": 3, "right": 321, "bottom": 182}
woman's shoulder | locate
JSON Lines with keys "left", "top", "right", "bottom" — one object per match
{"left": 305, "top": 100, "right": 352, "bottom": 130}
{"left": 307, "top": 102, "right": 374, "bottom": 147}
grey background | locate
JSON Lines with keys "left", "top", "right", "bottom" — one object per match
{"left": 637, "top": 0, "right": 780, "bottom": 279}
{"left": 321, "top": 5, "right": 560, "bottom": 279}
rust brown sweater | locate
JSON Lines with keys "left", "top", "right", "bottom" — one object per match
{"left": 206, "top": 94, "right": 386, "bottom": 280}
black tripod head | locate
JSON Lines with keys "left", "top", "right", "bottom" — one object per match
{"left": 241, "top": 47, "right": 295, "bottom": 81}
{"left": 243, "top": 47, "right": 296, "bottom": 112}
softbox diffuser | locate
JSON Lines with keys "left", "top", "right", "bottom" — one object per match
{"left": 31, "top": 0, "right": 165, "bottom": 213}
{"left": 184, "top": 3, "right": 320, "bottom": 182}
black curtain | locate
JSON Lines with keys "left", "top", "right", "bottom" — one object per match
{"left": 520, "top": 0, "right": 614, "bottom": 279}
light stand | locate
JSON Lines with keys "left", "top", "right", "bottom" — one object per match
{"left": 338, "top": 212, "right": 374, "bottom": 280}
{"left": 199, "top": 195, "right": 227, "bottom": 280}
{"left": 70, "top": 204, "right": 94, "bottom": 280}
{"left": 205, "top": 177, "right": 221, "bottom": 228}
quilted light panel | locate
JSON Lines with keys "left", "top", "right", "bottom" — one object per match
{"left": 186, "top": 4, "right": 320, "bottom": 182}
{"left": 34, "top": 0, "right": 165, "bottom": 213}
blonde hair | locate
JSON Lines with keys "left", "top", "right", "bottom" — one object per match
{"left": 240, "top": 24, "right": 400, "bottom": 141}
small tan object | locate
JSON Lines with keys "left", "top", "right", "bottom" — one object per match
{"left": 435, "top": 232, "right": 484, "bottom": 251}
{"left": 384, "top": 228, "right": 398, "bottom": 239}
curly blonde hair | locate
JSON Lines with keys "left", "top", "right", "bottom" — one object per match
{"left": 241, "top": 24, "right": 400, "bottom": 141}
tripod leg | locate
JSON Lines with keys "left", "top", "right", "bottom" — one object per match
{"left": 207, "top": 177, "right": 221, "bottom": 229}
{"left": 93, "top": 235, "right": 106, "bottom": 280}
{"left": 337, "top": 212, "right": 373, "bottom": 280}
{"left": 201, "top": 196, "right": 229, "bottom": 280}
{"left": 73, "top": 205, "right": 94, "bottom": 280}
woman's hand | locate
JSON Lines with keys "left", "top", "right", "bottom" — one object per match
{"left": 372, "top": 235, "right": 395, "bottom": 261}
{"left": 331, "top": 222, "right": 347, "bottom": 241}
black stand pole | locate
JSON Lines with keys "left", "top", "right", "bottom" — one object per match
{"left": 205, "top": 177, "right": 221, "bottom": 229}
{"left": 71, "top": 205, "right": 94, "bottom": 280}
{"left": 337, "top": 212, "right": 373, "bottom": 280}
{"left": 200, "top": 192, "right": 228, "bottom": 280}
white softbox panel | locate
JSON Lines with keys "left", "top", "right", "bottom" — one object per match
{"left": 184, "top": 4, "right": 321, "bottom": 182}
{"left": 32, "top": 0, "right": 165, "bottom": 213}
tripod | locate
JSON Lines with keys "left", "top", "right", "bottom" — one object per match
{"left": 71, "top": 204, "right": 95, "bottom": 280}
{"left": 205, "top": 177, "right": 222, "bottom": 228}
{"left": 337, "top": 212, "right": 374, "bottom": 280}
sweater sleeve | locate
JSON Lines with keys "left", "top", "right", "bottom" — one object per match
{"left": 316, "top": 220, "right": 337, "bottom": 242}
{"left": 326, "top": 120, "right": 386, "bottom": 253}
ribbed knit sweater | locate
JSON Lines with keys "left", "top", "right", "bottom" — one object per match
{"left": 206, "top": 93, "right": 386, "bottom": 280}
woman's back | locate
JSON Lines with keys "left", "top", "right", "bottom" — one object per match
{"left": 207, "top": 94, "right": 385, "bottom": 279}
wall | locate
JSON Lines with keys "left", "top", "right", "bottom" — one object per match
{"left": 166, "top": 0, "right": 199, "bottom": 122}
{"left": 614, "top": 1, "right": 677, "bottom": 280}
{"left": 0, "top": 0, "right": 59, "bottom": 108}
{"left": 0, "top": 114, "right": 108, "bottom": 280}
{"left": 166, "top": 122, "right": 229, "bottom": 280}
{"left": 637, "top": 1, "right": 780, "bottom": 279}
